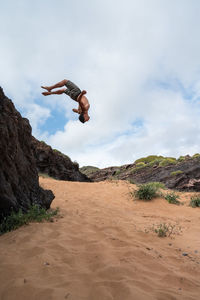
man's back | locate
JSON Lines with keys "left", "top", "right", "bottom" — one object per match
{"left": 79, "top": 95, "right": 90, "bottom": 112}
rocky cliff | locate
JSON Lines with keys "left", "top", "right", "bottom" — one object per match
{"left": 85, "top": 155, "right": 200, "bottom": 191}
{"left": 32, "top": 138, "right": 91, "bottom": 182}
{"left": 0, "top": 87, "right": 54, "bottom": 220}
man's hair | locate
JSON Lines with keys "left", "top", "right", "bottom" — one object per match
{"left": 79, "top": 113, "right": 85, "bottom": 123}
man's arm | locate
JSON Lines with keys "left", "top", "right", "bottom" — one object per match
{"left": 72, "top": 108, "right": 79, "bottom": 114}
{"left": 77, "top": 90, "right": 87, "bottom": 102}
{"left": 42, "top": 88, "right": 66, "bottom": 96}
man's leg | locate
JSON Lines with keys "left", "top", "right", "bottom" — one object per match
{"left": 42, "top": 88, "right": 66, "bottom": 96}
{"left": 41, "top": 79, "right": 68, "bottom": 92}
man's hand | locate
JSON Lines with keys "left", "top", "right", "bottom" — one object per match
{"left": 72, "top": 108, "right": 79, "bottom": 113}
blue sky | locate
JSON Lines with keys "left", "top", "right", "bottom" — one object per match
{"left": 1, "top": 0, "right": 200, "bottom": 167}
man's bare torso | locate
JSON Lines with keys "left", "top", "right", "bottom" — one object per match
{"left": 77, "top": 95, "right": 90, "bottom": 113}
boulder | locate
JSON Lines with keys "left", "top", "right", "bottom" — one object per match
{"left": 31, "top": 138, "right": 91, "bottom": 182}
{"left": 0, "top": 87, "right": 54, "bottom": 220}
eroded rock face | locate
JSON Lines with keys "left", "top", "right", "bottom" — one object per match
{"left": 88, "top": 158, "right": 200, "bottom": 191}
{"left": 31, "top": 138, "right": 91, "bottom": 182}
{"left": 0, "top": 87, "right": 54, "bottom": 220}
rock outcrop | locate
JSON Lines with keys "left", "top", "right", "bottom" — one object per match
{"left": 0, "top": 87, "right": 54, "bottom": 220}
{"left": 32, "top": 138, "right": 91, "bottom": 182}
{"left": 79, "top": 166, "right": 100, "bottom": 177}
{"left": 86, "top": 156, "right": 200, "bottom": 191}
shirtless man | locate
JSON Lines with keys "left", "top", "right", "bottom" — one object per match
{"left": 41, "top": 79, "right": 90, "bottom": 123}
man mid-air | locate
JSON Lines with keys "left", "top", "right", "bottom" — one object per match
{"left": 41, "top": 79, "right": 90, "bottom": 123}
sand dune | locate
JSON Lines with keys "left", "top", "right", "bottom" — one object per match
{"left": 0, "top": 178, "right": 200, "bottom": 300}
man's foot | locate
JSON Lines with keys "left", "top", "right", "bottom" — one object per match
{"left": 41, "top": 86, "right": 52, "bottom": 92}
{"left": 42, "top": 91, "right": 51, "bottom": 96}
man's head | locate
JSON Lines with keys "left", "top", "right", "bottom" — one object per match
{"left": 79, "top": 113, "right": 90, "bottom": 123}
{"left": 79, "top": 113, "right": 85, "bottom": 123}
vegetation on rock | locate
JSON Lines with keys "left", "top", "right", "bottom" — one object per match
{"left": 192, "top": 153, "right": 200, "bottom": 158}
{"left": 170, "top": 170, "right": 183, "bottom": 176}
{"left": 80, "top": 166, "right": 100, "bottom": 176}
{"left": 134, "top": 155, "right": 164, "bottom": 164}
{"left": 159, "top": 158, "right": 177, "bottom": 167}
{"left": 134, "top": 155, "right": 178, "bottom": 169}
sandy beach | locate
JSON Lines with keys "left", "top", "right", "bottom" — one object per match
{"left": 0, "top": 178, "right": 200, "bottom": 300}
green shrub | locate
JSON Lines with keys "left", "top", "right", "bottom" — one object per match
{"left": 165, "top": 192, "right": 181, "bottom": 205}
{"left": 147, "top": 158, "right": 164, "bottom": 167}
{"left": 167, "top": 157, "right": 177, "bottom": 160}
{"left": 130, "top": 164, "right": 148, "bottom": 173}
{"left": 136, "top": 162, "right": 146, "bottom": 167}
{"left": 134, "top": 155, "right": 179, "bottom": 168}
{"left": 170, "top": 170, "right": 183, "bottom": 176}
{"left": 134, "top": 155, "right": 164, "bottom": 165}
{"left": 153, "top": 223, "right": 177, "bottom": 237}
{"left": 80, "top": 166, "right": 100, "bottom": 176}
{"left": 134, "top": 182, "right": 161, "bottom": 201}
{"left": 115, "top": 169, "right": 121, "bottom": 175}
{"left": 0, "top": 205, "right": 59, "bottom": 235}
{"left": 192, "top": 153, "right": 200, "bottom": 158}
{"left": 154, "top": 223, "right": 169, "bottom": 237}
{"left": 177, "top": 156, "right": 186, "bottom": 162}
{"left": 159, "top": 158, "right": 177, "bottom": 167}
{"left": 189, "top": 195, "right": 200, "bottom": 208}
{"left": 149, "top": 182, "right": 165, "bottom": 189}
{"left": 128, "top": 179, "right": 136, "bottom": 184}
{"left": 152, "top": 223, "right": 182, "bottom": 237}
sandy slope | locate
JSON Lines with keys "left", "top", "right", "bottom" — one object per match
{"left": 0, "top": 178, "right": 200, "bottom": 300}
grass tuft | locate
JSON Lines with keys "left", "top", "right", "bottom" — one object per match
{"left": 153, "top": 223, "right": 178, "bottom": 237}
{"left": 0, "top": 205, "right": 59, "bottom": 235}
{"left": 170, "top": 170, "right": 183, "bottom": 176}
{"left": 165, "top": 192, "right": 181, "bottom": 205}
{"left": 189, "top": 195, "right": 200, "bottom": 208}
{"left": 154, "top": 223, "right": 169, "bottom": 237}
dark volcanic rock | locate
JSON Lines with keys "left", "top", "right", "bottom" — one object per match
{"left": 89, "top": 158, "right": 200, "bottom": 191}
{"left": 0, "top": 87, "right": 54, "bottom": 220}
{"left": 32, "top": 137, "right": 91, "bottom": 182}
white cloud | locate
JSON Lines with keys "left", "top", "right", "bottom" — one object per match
{"left": 1, "top": 0, "right": 200, "bottom": 167}
{"left": 25, "top": 103, "right": 51, "bottom": 137}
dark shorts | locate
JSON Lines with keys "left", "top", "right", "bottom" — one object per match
{"left": 64, "top": 80, "right": 81, "bottom": 101}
